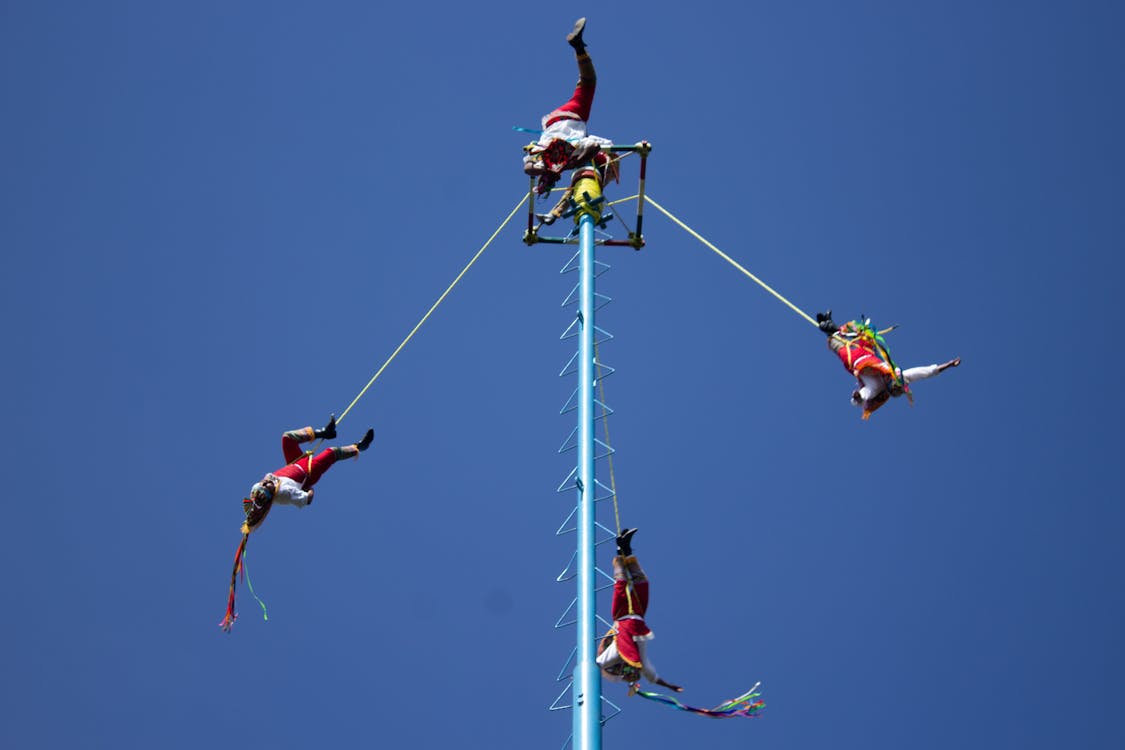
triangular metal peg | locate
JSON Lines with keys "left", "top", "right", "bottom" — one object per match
{"left": 558, "top": 425, "right": 579, "bottom": 454}
{"left": 594, "top": 521, "right": 617, "bottom": 545}
{"left": 600, "top": 695, "right": 623, "bottom": 725}
{"left": 560, "top": 388, "right": 579, "bottom": 415}
{"left": 560, "top": 251, "right": 581, "bottom": 275}
{"left": 549, "top": 684, "right": 573, "bottom": 712}
{"left": 592, "top": 361, "right": 616, "bottom": 379}
{"left": 594, "top": 565, "right": 616, "bottom": 584}
{"left": 556, "top": 646, "right": 577, "bottom": 682}
{"left": 557, "top": 550, "right": 577, "bottom": 582}
{"left": 555, "top": 597, "right": 577, "bottom": 628}
{"left": 556, "top": 506, "right": 578, "bottom": 535}
{"left": 562, "top": 283, "right": 581, "bottom": 308}
{"left": 560, "top": 317, "right": 581, "bottom": 341}
{"left": 559, "top": 351, "right": 580, "bottom": 378}
{"left": 556, "top": 467, "right": 578, "bottom": 493}
{"left": 592, "top": 478, "right": 616, "bottom": 502}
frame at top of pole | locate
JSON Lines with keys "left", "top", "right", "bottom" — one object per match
{"left": 524, "top": 141, "right": 652, "bottom": 251}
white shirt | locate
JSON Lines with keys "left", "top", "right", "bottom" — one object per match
{"left": 596, "top": 634, "right": 659, "bottom": 684}
{"left": 253, "top": 474, "right": 312, "bottom": 508}
{"left": 535, "top": 117, "right": 613, "bottom": 152}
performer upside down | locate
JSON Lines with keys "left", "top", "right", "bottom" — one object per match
{"left": 817, "top": 310, "right": 960, "bottom": 420}
{"left": 596, "top": 528, "right": 684, "bottom": 692}
{"left": 241, "top": 415, "right": 374, "bottom": 533}
{"left": 221, "top": 415, "right": 374, "bottom": 631}
{"left": 523, "top": 17, "right": 618, "bottom": 208}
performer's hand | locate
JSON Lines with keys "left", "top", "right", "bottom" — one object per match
{"left": 307, "top": 488, "right": 315, "bottom": 505}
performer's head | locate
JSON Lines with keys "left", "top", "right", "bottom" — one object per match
{"left": 619, "top": 665, "right": 642, "bottom": 684}
{"left": 242, "top": 477, "right": 277, "bottom": 532}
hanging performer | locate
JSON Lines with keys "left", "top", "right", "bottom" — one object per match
{"left": 241, "top": 415, "right": 374, "bottom": 533}
{"left": 596, "top": 528, "right": 685, "bottom": 693}
{"left": 522, "top": 17, "right": 618, "bottom": 212}
{"left": 220, "top": 415, "right": 374, "bottom": 631}
{"left": 817, "top": 310, "right": 961, "bottom": 420}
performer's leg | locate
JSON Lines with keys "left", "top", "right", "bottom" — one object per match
{"left": 552, "top": 52, "right": 596, "bottom": 121}
{"left": 610, "top": 555, "right": 642, "bottom": 618}
{"left": 857, "top": 371, "right": 887, "bottom": 401}
{"left": 302, "top": 448, "right": 343, "bottom": 488}
{"left": 303, "top": 428, "right": 375, "bottom": 488}
{"left": 610, "top": 573, "right": 631, "bottom": 621}
{"left": 901, "top": 364, "right": 942, "bottom": 383}
{"left": 546, "top": 20, "right": 596, "bottom": 124}
{"left": 902, "top": 357, "right": 960, "bottom": 383}
{"left": 281, "top": 427, "right": 315, "bottom": 464}
{"left": 625, "top": 557, "right": 649, "bottom": 616}
{"left": 280, "top": 415, "right": 336, "bottom": 463}
{"left": 611, "top": 552, "right": 649, "bottom": 618}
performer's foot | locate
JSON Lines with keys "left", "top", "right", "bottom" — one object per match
{"left": 314, "top": 414, "right": 337, "bottom": 440}
{"left": 536, "top": 212, "right": 557, "bottom": 226}
{"left": 616, "top": 527, "right": 638, "bottom": 557}
{"left": 356, "top": 428, "right": 374, "bottom": 452}
{"left": 567, "top": 17, "right": 587, "bottom": 51}
{"left": 939, "top": 357, "right": 961, "bottom": 372}
{"left": 816, "top": 310, "right": 836, "bottom": 335}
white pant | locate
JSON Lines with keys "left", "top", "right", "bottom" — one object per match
{"left": 855, "top": 364, "right": 942, "bottom": 404}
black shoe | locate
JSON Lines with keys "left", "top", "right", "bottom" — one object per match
{"left": 616, "top": 527, "right": 638, "bottom": 557}
{"left": 816, "top": 310, "right": 836, "bottom": 336}
{"left": 356, "top": 428, "right": 374, "bottom": 452}
{"left": 567, "top": 17, "right": 587, "bottom": 50}
{"left": 314, "top": 414, "right": 337, "bottom": 440}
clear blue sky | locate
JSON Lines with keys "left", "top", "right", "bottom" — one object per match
{"left": 3, "top": 2, "right": 1123, "bottom": 748}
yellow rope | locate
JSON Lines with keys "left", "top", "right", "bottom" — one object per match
{"left": 593, "top": 339, "right": 621, "bottom": 535}
{"left": 335, "top": 193, "right": 529, "bottom": 424}
{"left": 645, "top": 195, "right": 818, "bottom": 328}
{"left": 595, "top": 339, "right": 634, "bottom": 616}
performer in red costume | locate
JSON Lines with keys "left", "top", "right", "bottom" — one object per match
{"left": 241, "top": 415, "right": 374, "bottom": 534}
{"left": 596, "top": 528, "right": 685, "bottom": 692}
{"left": 817, "top": 310, "right": 960, "bottom": 419}
{"left": 523, "top": 18, "right": 618, "bottom": 208}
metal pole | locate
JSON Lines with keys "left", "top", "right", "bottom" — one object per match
{"left": 572, "top": 210, "right": 602, "bottom": 750}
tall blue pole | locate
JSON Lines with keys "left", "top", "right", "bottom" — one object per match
{"left": 573, "top": 211, "right": 602, "bottom": 750}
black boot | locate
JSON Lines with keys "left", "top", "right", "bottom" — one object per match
{"left": 356, "top": 428, "right": 374, "bottom": 452}
{"left": 816, "top": 309, "right": 836, "bottom": 336}
{"left": 567, "top": 17, "right": 587, "bottom": 51}
{"left": 616, "top": 528, "right": 637, "bottom": 557}
{"left": 314, "top": 414, "right": 337, "bottom": 440}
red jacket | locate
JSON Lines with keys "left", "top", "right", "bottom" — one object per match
{"left": 830, "top": 328, "right": 892, "bottom": 378}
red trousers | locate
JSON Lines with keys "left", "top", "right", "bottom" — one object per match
{"left": 611, "top": 579, "right": 649, "bottom": 620}
{"left": 274, "top": 432, "right": 339, "bottom": 488}
{"left": 545, "top": 77, "right": 596, "bottom": 127}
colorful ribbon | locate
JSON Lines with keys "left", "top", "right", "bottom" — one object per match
{"left": 633, "top": 682, "right": 764, "bottom": 719}
{"left": 219, "top": 532, "right": 269, "bottom": 632}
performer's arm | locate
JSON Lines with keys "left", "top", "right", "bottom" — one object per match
{"left": 273, "top": 486, "right": 313, "bottom": 507}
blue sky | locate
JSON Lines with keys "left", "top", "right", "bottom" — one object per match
{"left": 3, "top": 2, "right": 1123, "bottom": 748}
